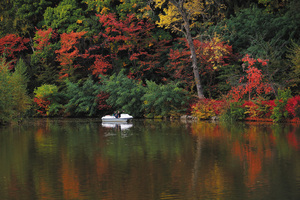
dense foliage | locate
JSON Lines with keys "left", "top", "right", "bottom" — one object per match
{"left": 0, "top": 0, "right": 300, "bottom": 123}
{"left": 0, "top": 59, "right": 30, "bottom": 124}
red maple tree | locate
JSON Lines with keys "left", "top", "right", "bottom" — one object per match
{"left": 34, "top": 28, "right": 56, "bottom": 51}
{"left": 96, "top": 13, "right": 170, "bottom": 80}
{"left": 55, "top": 31, "right": 87, "bottom": 79}
{"left": 0, "top": 34, "right": 30, "bottom": 68}
{"left": 228, "top": 54, "right": 273, "bottom": 101}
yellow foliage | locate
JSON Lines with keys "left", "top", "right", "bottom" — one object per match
{"left": 192, "top": 99, "right": 227, "bottom": 120}
{"left": 192, "top": 105, "right": 215, "bottom": 120}
{"left": 154, "top": 0, "right": 165, "bottom": 8}
{"left": 200, "top": 35, "right": 230, "bottom": 69}
{"left": 76, "top": 19, "right": 82, "bottom": 24}
{"left": 244, "top": 105, "right": 259, "bottom": 118}
{"left": 154, "top": 0, "right": 225, "bottom": 32}
{"left": 156, "top": 1, "right": 205, "bottom": 29}
{"left": 101, "top": 7, "right": 110, "bottom": 14}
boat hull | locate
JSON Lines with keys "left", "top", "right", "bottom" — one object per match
{"left": 101, "top": 118, "right": 129, "bottom": 122}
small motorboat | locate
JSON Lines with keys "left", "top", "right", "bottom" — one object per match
{"left": 101, "top": 113, "right": 133, "bottom": 122}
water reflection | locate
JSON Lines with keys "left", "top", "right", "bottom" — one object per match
{"left": 0, "top": 119, "right": 299, "bottom": 200}
{"left": 102, "top": 122, "right": 133, "bottom": 131}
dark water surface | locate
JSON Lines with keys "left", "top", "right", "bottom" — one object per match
{"left": 0, "top": 118, "right": 299, "bottom": 200}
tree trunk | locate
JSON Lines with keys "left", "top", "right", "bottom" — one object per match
{"left": 182, "top": 11, "right": 205, "bottom": 99}
{"left": 170, "top": 0, "right": 205, "bottom": 99}
{"left": 168, "top": 0, "right": 205, "bottom": 99}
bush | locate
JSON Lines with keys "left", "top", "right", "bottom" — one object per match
{"left": 192, "top": 99, "right": 227, "bottom": 120}
{"left": 102, "top": 72, "right": 145, "bottom": 117}
{"left": 64, "top": 78, "right": 107, "bottom": 117}
{"left": 102, "top": 72, "right": 190, "bottom": 118}
{"left": 220, "top": 101, "right": 246, "bottom": 122}
{"left": 34, "top": 84, "right": 63, "bottom": 116}
{"left": 142, "top": 81, "right": 189, "bottom": 118}
{"left": 285, "top": 95, "right": 300, "bottom": 119}
{"left": 271, "top": 88, "right": 292, "bottom": 122}
{"left": 242, "top": 98, "right": 275, "bottom": 119}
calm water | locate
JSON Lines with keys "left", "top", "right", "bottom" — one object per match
{"left": 0, "top": 118, "right": 299, "bottom": 200}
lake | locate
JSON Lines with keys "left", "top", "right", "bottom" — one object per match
{"left": 0, "top": 118, "right": 299, "bottom": 200}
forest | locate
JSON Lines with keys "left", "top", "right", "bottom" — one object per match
{"left": 0, "top": 0, "right": 300, "bottom": 124}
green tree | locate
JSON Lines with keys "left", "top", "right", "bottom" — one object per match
{"left": 84, "top": 0, "right": 120, "bottom": 14}
{"left": 30, "top": 28, "right": 60, "bottom": 90}
{"left": 287, "top": 41, "right": 300, "bottom": 93}
{"left": 64, "top": 78, "right": 104, "bottom": 116}
{"left": 11, "top": 59, "right": 31, "bottom": 116}
{"left": 102, "top": 72, "right": 145, "bottom": 117}
{"left": 0, "top": 0, "right": 56, "bottom": 37}
{"left": 0, "top": 58, "right": 31, "bottom": 124}
{"left": 216, "top": 5, "right": 300, "bottom": 91}
{"left": 142, "top": 80, "right": 189, "bottom": 118}
{"left": 43, "top": 0, "right": 88, "bottom": 34}
{"left": 116, "top": 0, "right": 153, "bottom": 18}
{"left": 0, "top": 0, "right": 14, "bottom": 37}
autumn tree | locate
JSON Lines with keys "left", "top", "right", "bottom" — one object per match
{"left": 96, "top": 12, "right": 170, "bottom": 81}
{"left": 55, "top": 31, "right": 87, "bottom": 80}
{"left": 0, "top": 34, "right": 29, "bottom": 68}
{"left": 228, "top": 55, "right": 273, "bottom": 101}
{"left": 30, "top": 28, "right": 60, "bottom": 87}
{"left": 152, "top": 0, "right": 226, "bottom": 99}
{"left": 167, "top": 36, "right": 233, "bottom": 98}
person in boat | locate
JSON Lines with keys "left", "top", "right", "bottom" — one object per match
{"left": 113, "top": 111, "right": 117, "bottom": 118}
{"left": 116, "top": 110, "right": 120, "bottom": 118}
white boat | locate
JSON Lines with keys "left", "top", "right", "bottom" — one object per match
{"left": 101, "top": 113, "right": 133, "bottom": 122}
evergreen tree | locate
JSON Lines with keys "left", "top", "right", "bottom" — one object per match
{"left": 0, "top": 58, "right": 31, "bottom": 124}
{"left": 64, "top": 78, "right": 104, "bottom": 116}
{"left": 142, "top": 80, "right": 189, "bottom": 118}
{"left": 102, "top": 71, "right": 145, "bottom": 117}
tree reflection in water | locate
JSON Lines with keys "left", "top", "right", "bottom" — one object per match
{"left": 0, "top": 119, "right": 299, "bottom": 200}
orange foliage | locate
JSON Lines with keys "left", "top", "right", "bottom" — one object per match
{"left": 34, "top": 97, "right": 51, "bottom": 116}
{"left": 55, "top": 31, "right": 87, "bottom": 78}
{"left": 89, "top": 55, "right": 112, "bottom": 77}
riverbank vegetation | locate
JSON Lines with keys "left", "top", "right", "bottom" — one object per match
{"left": 1, "top": 0, "right": 300, "bottom": 124}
